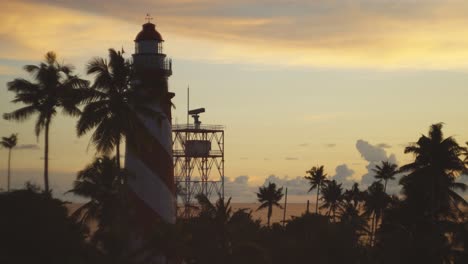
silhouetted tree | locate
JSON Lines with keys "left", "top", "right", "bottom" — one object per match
{"left": 364, "top": 181, "right": 391, "bottom": 246}
{"left": 320, "top": 180, "right": 343, "bottom": 222}
{"left": 343, "top": 182, "right": 365, "bottom": 210}
{"left": 1, "top": 133, "right": 17, "bottom": 191}
{"left": 196, "top": 193, "right": 233, "bottom": 225}
{"left": 3, "top": 52, "right": 88, "bottom": 192}
{"left": 372, "top": 161, "right": 398, "bottom": 193}
{"left": 340, "top": 201, "right": 368, "bottom": 236}
{"left": 340, "top": 183, "right": 368, "bottom": 243}
{"left": 376, "top": 198, "right": 455, "bottom": 264}
{"left": 400, "top": 123, "right": 467, "bottom": 221}
{"left": 189, "top": 194, "right": 257, "bottom": 264}
{"left": 137, "top": 220, "right": 191, "bottom": 264}
{"left": 0, "top": 184, "right": 94, "bottom": 264}
{"left": 77, "top": 49, "right": 161, "bottom": 169}
{"left": 278, "top": 213, "right": 363, "bottom": 264}
{"left": 256, "top": 182, "right": 284, "bottom": 227}
{"left": 68, "top": 156, "right": 124, "bottom": 226}
{"left": 68, "top": 156, "right": 133, "bottom": 263}
{"left": 305, "top": 165, "right": 328, "bottom": 214}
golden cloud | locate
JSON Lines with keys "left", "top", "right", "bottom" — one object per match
{"left": 0, "top": 1, "right": 136, "bottom": 61}
{"left": 3, "top": 0, "right": 468, "bottom": 68}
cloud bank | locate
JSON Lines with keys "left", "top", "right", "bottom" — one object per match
{"left": 3, "top": 0, "right": 468, "bottom": 68}
{"left": 355, "top": 139, "right": 401, "bottom": 194}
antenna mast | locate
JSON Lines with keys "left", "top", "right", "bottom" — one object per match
{"left": 187, "top": 86, "right": 190, "bottom": 125}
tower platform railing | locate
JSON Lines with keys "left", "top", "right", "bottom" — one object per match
{"left": 172, "top": 124, "right": 224, "bottom": 131}
{"left": 173, "top": 149, "right": 223, "bottom": 157}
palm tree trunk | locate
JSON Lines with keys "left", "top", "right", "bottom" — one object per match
{"left": 115, "top": 140, "right": 120, "bottom": 170}
{"left": 370, "top": 213, "right": 375, "bottom": 247}
{"left": 7, "top": 148, "right": 11, "bottom": 192}
{"left": 384, "top": 180, "right": 387, "bottom": 193}
{"left": 116, "top": 139, "right": 125, "bottom": 185}
{"left": 267, "top": 205, "right": 272, "bottom": 227}
{"left": 316, "top": 185, "right": 320, "bottom": 214}
{"left": 116, "top": 139, "right": 121, "bottom": 170}
{"left": 44, "top": 120, "right": 50, "bottom": 192}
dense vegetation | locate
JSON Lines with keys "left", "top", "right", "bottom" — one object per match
{"left": 1, "top": 51, "right": 467, "bottom": 263}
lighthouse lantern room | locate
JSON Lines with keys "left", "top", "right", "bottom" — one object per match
{"left": 133, "top": 18, "right": 172, "bottom": 76}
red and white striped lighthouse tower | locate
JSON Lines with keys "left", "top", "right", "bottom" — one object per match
{"left": 125, "top": 17, "right": 176, "bottom": 225}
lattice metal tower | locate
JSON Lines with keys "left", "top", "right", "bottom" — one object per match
{"left": 173, "top": 108, "right": 224, "bottom": 216}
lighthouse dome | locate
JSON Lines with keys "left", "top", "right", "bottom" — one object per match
{"left": 135, "top": 23, "right": 163, "bottom": 42}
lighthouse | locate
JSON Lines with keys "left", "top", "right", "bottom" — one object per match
{"left": 125, "top": 18, "right": 176, "bottom": 225}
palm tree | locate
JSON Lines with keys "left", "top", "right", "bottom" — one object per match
{"left": 4, "top": 52, "right": 88, "bottom": 192}
{"left": 196, "top": 193, "right": 233, "bottom": 225}
{"left": 1, "top": 134, "right": 18, "bottom": 191}
{"left": 343, "top": 182, "right": 365, "bottom": 210}
{"left": 338, "top": 199, "right": 369, "bottom": 243}
{"left": 68, "top": 156, "right": 123, "bottom": 226}
{"left": 319, "top": 180, "right": 343, "bottom": 222}
{"left": 400, "top": 123, "right": 467, "bottom": 220}
{"left": 68, "top": 156, "right": 133, "bottom": 261}
{"left": 305, "top": 165, "right": 328, "bottom": 214}
{"left": 256, "top": 182, "right": 284, "bottom": 227}
{"left": 363, "top": 181, "right": 390, "bottom": 246}
{"left": 372, "top": 161, "right": 398, "bottom": 193}
{"left": 77, "top": 49, "right": 161, "bottom": 169}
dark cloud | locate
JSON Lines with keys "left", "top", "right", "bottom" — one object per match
{"left": 14, "top": 0, "right": 468, "bottom": 68}
{"left": 285, "top": 157, "right": 299, "bottom": 160}
{"left": 224, "top": 175, "right": 256, "bottom": 202}
{"left": 262, "top": 175, "right": 309, "bottom": 196}
{"left": 330, "top": 164, "right": 355, "bottom": 189}
{"left": 356, "top": 139, "right": 400, "bottom": 194}
{"left": 298, "top": 143, "right": 309, "bottom": 147}
{"left": 325, "top": 143, "right": 336, "bottom": 148}
{"left": 377, "top": 143, "right": 392, "bottom": 149}
{"left": 356, "top": 139, "right": 394, "bottom": 163}
{"left": 16, "top": 144, "right": 40, "bottom": 150}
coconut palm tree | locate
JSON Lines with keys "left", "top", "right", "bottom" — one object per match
{"left": 319, "top": 180, "right": 343, "bottom": 222}
{"left": 77, "top": 48, "right": 161, "bottom": 169}
{"left": 68, "top": 155, "right": 136, "bottom": 262}
{"left": 68, "top": 156, "right": 124, "bottom": 226}
{"left": 343, "top": 182, "right": 366, "bottom": 214}
{"left": 256, "top": 182, "right": 284, "bottom": 227}
{"left": 1, "top": 134, "right": 18, "bottom": 191}
{"left": 4, "top": 52, "right": 88, "bottom": 192}
{"left": 305, "top": 165, "right": 328, "bottom": 214}
{"left": 372, "top": 161, "right": 398, "bottom": 193}
{"left": 196, "top": 193, "right": 233, "bottom": 225}
{"left": 363, "top": 181, "right": 391, "bottom": 246}
{"left": 400, "top": 123, "right": 467, "bottom": 220}
{"left": 338, "top": 199, "right": 369, "bottom": 243}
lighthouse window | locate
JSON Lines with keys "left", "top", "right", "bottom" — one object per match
{"left": 158, "top": 43, "right": 163, "bottom": 54}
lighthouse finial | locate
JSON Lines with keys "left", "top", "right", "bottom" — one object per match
{"left": 145, "top": 13, "right": 153, "bottom": 23}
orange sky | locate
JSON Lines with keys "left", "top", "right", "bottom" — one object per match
{"left": 0, "top": 0, "right": 467, "bottom": 201}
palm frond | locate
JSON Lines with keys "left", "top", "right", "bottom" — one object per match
{"left": 3, "top": 105, "right": 38, "bottom": 122}
{"left": 76, "top": 100, "right": 110, "bottom": 136}
{"left": 7, "top": 78, "right": 40, "bottom": 94}
{"left": 90, "top": 117, "right": 120, "bottom": 155}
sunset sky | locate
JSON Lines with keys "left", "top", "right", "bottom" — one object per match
{"left": 1, "top": 0, "right": 467, "bottom": 201}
